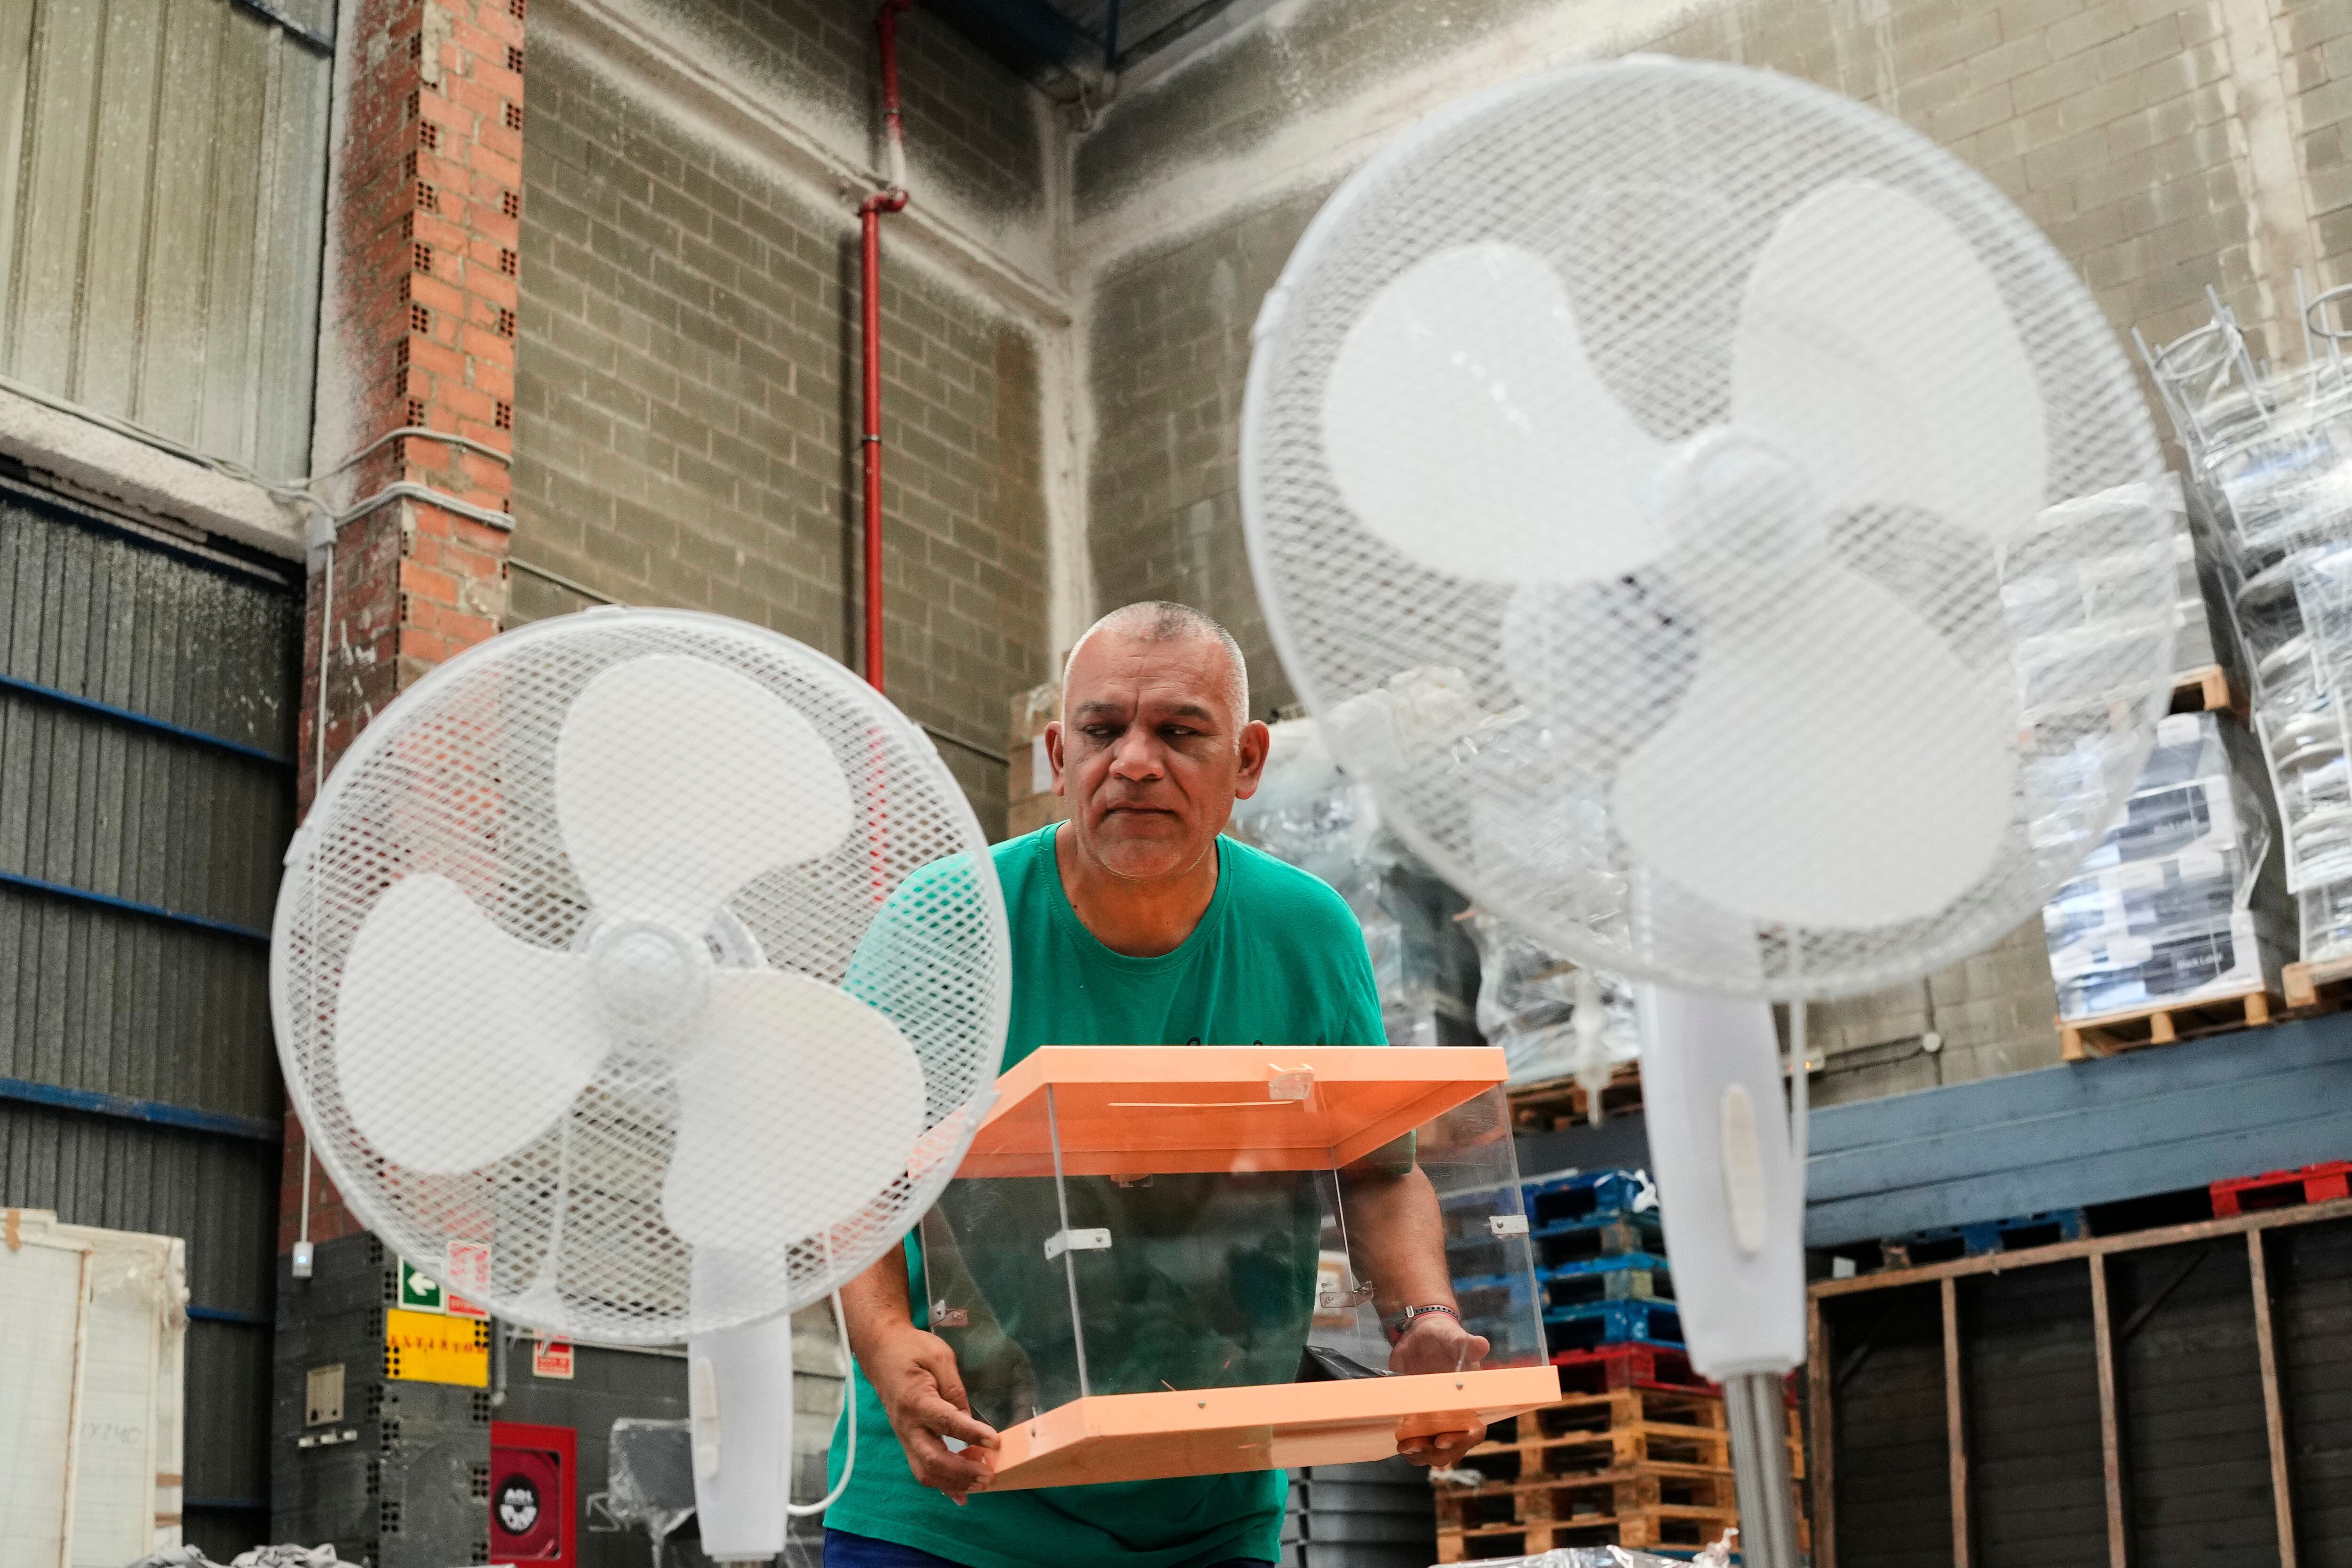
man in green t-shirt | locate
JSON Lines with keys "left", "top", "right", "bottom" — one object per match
{"left": 822, "top": 603, "right": 1487, "bottom": 1568}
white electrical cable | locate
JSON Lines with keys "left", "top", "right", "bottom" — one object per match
{"left": 784, "top": 1291, "right": 857, "bottom": 1517}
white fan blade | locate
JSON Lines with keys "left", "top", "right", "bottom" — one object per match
{"left": 1613, "top": 563, "right": 2017, "bottom": 928}
{"left": 556, "top": 655, "right": 854, "bottom": 923}
{"left": 1321, "top": 242, "right": 1664, "bottom": 586}
{"left": 337, "top": 874, "right": 606, "bottom": 1173}
{"left": 1729, "top": 181, "right": 2045, "bottom": 544}
{"left": 661, "top": 970, "right": 927, "bottom": 1251}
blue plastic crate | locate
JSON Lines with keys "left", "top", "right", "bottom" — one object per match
{"left": 1531, "top": 1212, "right": 1664, "bottom": 1272}
{"left": 1889, "top": 1208, "right": 2087, "bottom": 1265}
{"left": 1536, "top": 1251, "right": 1673, "bottom": 1311}
{"left": 1521, "top": 1169, "right": 1650, "bottom": 1229}
{"left": 1542, "top": 1298, "right": 1684, "bottom": 1355}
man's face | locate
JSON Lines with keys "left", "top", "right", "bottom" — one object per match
{"left": 1049, "top": 629, "right": 1271, "bottom": 881}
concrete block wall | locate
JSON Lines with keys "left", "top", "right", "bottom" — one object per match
{"left": 1085, "top": 187, "right": 1330, "bottom": 716}
{"left": 508, "top": 7, "right": 1055, "bottom": 835}
{"left": 1065, "top": 0, "right": 2341, "bottom": 1099}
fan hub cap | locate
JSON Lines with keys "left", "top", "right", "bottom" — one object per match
{"left": 587, "top": 916, "right": 711, "bottom": 1037}
{"left": 1655, "top": 428, "right": 1820, "bottom": 607}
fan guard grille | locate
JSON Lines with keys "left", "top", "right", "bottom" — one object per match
{"left": 1242, "top": 59, "right": 2176, "bottom": 1000}
{"left": 273, "top": 610, "right": 1009, "bottom": 1341}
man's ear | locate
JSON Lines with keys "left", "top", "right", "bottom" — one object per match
{"left": 1232, "top": 719, "right": 1273, "bottom": 800}
{"left": 1044, "top": 719, "right": 1066, "bottom": 796}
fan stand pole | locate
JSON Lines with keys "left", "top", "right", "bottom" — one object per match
{"left": 687, "top": 1308, "right": 797, "bottom": 1562}
{"left": 1633, "top": 983, "right": 1808, "bottom": 1568}
{"left": 1725, "top": 1370, "right": 1802, "bottom": 1568}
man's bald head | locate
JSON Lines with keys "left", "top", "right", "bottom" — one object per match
{"left": 1049, "top": 601, "right": 1270, "bottom": 885}
{"left": 1063, "top": 602, "right": 1250, "bottom": 730}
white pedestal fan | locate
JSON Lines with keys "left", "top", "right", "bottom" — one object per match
{"left": 1242, "top": 59, "right": 2180, "bottom": 1567}
{"left": 273, "top": 609, "right": 1011, "bottom": 1560}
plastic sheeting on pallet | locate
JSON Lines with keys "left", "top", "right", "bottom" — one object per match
{"left": 1229, "top": 718, "right": 1481, "bottom": 1049}
{"left": 2039, "top": 711, "right": 2288, "bottom": 1021}
{"left": 2140, "top": 293, "right": 2352, "bottom": 963}
{"left": 0, "top": 1210, "right": 188, "bottom": 1568}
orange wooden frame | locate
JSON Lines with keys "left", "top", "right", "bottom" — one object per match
{"left": 955, "top": 1045, "right": 1508, "bottom": 1179}
{"left": 981, "top": 1365, "right": 1563, "bottom": 1490}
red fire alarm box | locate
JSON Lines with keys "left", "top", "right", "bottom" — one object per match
{"left": 489, "top": 1421, "right": 576, "bottom": 1568}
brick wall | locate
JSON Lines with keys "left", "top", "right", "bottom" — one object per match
{"left": 288, "top": 0, "right": 526, "bottom": 1247}
{"left": 507, "top": 31, "right": 1049, "bottom": 836}
{"left": 2287, "top": 4, "right": 2352, "bottom": 292}
{"left": 1072, "top": 0, "right": 2340, "bottom": 1099}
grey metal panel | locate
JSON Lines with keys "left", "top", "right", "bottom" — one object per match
{"left": 0, "top": 1100, "right": 278, "bottom": 1310}
{"left": 1804, "top": 1012, "right": 2352, "bottom": 1247}
{"left": 0, "top": 0, "right": 330, "bottom": 480}
{"left": 0, "top": 887, "right": 279, "bottom": 1120}
{"left": 0, "top": 490, "right": 293, "bottom": 1555}
{"left": 0, "top": 489, "right": 300, "bottom": 750}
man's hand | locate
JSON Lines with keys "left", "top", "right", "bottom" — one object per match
{"left": 1390, "top": 1315, "right": 1491, "bottom": 1468}
{"left": 861, "top": 1322, "right": 1000, "bottom": 1504}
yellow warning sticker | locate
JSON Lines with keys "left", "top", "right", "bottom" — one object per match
{"left": 384, "top": 1307, "right": 490, "bottom": 1386}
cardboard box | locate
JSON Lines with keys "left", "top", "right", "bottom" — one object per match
{"left": 1008, "top": 681, "right": 1067, "bottom": 837}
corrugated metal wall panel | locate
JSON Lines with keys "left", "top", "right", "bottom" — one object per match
{"left": 0, "top": 0, "right": 330, "bottom": 480}
{"left": 0, "top": 1100, "right": 276, "bottom": 1310}
{"left": 0, "top": 458, "right": 300, "bottom": 750}
{"left": 0, "top": 891, "right": 278, "bottom": 1118}
{"left": 0, "top": 485, "right": 295, "bottom": 1558}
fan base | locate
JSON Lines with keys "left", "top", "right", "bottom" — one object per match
{"left": 979, "top": 1365, "right": 1560, "bottom": 1490}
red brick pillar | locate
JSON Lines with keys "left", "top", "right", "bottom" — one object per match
{"left": 284, "top": 0, "right": 526, "bottom": 1254}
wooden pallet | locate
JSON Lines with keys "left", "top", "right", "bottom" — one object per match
{"left": 1510, "top": 1062, "right": 1643, "bottom": 1131}
{"left": 2058, "top": 984, "right": 2274, "bottom": 1060}
{"left": 1463, "top": 1388, "right": 1805, "bottom": 1484}
{"left": 2170, "top": 663, "right": 2233, "bottom": 714}
{"left": 1437, "top": 1503, "right": 1742, "bottom": 1560}
{"left": 1438, "top": 1378, "right": 1807, "bottom": 1561}
{"left": 1438, "top": 1465, "right": 1741, "bottom": 1530}
{"left": 2283, "top": 952, "right": 2352, "bottom": 1011}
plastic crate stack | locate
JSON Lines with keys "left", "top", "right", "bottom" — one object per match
{"left": 2040, "top": 709, "right": 2285, "bottom": 1036}
{"left": 1279, "top": 1455, "right": 1440, "bottom": 1568}
{"left": 1434, "top": 1171, "right": 1803, "bottom": 1563}
{"left": 2139, "top": 290, "right": 2352, "bottom": 971}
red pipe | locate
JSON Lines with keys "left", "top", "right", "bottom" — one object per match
{"left": 859, "top": 0, "right": 914, "bottom": 693}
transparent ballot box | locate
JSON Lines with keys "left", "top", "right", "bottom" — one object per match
{"left": 921, "top": 1046, "right": 1558, "bottom": 1489}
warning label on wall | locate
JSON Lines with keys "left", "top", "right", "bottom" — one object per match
{"left": 385, "top": 1307, "right": 490, "bottom": 1386}
{"left": 532, "top": 1338, "right": 574, "bottom": 1379}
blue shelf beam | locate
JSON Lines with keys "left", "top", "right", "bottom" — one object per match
{"left": 0, "top": 1074, "right": 280, "bottom": 1143}
{"left": 0, "top": 668, "right": 293, "bottom": 768}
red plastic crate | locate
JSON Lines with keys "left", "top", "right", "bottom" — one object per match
{"left": 1547, "top": 1344, "right": 1804, "bottom": 1410}
{"left": 2211, "top": 1160, "right": 2352, "bottom": 1216}
{"left": 1549, "top": 1342, "right": 1709, "bottom": 1394}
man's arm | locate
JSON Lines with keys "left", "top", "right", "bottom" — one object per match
{"left": 1339, "top": 1163, "right": 1492, "bottom": 1468}
{"left": 838, "top": 1248, "right": 999, "bottom": 1502}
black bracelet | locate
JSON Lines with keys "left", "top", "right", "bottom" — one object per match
{"left": 1383, "top": 1303, "right": 1461, "bottom": 1342}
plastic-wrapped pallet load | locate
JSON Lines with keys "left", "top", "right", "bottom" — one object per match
{"left": 2140, "top": 292, "right": 2352, "bottom": 971}
{"left": 1461, "top": 913, "right": 1639, "bottom": 1096}
{"left": 2041, "top": 711, "right": 2287, "bottom": 1022}
{"left": 1230, "top": 716, "right": 1480, "bottom": 1047}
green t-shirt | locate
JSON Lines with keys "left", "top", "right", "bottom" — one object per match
{"left": 824, "top": 824, "right": 1387, "bottom": 1568}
